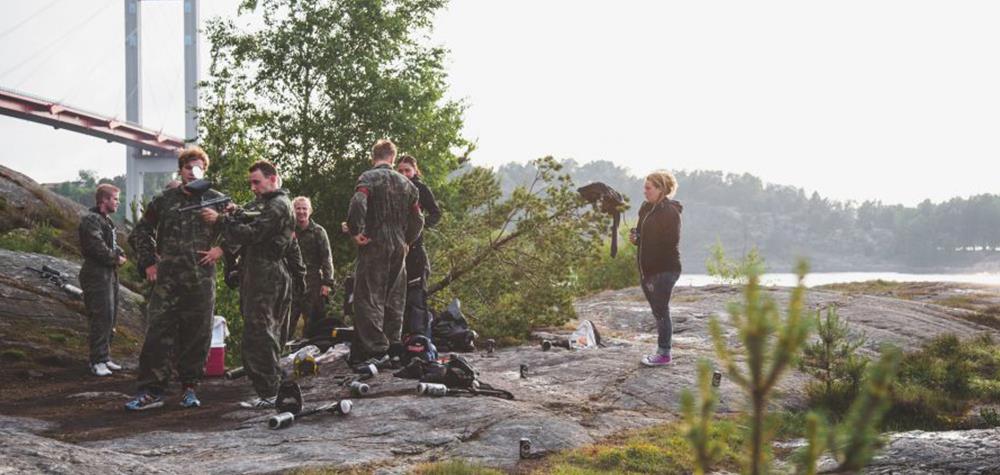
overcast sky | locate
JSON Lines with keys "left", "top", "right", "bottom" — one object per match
{"left": 1, "top": 1, "right": 998, "bottom": 206}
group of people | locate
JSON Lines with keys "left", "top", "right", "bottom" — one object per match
{"left": 77, "top": 139, "right": 441, "bottom": 411}
{"left": 78, "top": 134, "right": 684, "bottom": 412}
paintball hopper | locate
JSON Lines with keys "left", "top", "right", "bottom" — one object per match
{"left": 293, "top": 353, "right": 319, "bottom": 378}
{"left": 183, "top": 166, "right": 213, "bottom": 194}
{"left": 276, "top": 382, "right": 304, "bottom": 415}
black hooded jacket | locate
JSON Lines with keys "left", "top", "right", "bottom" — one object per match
{"left": 636, "top": 199, "right": 683, "bottom": 277}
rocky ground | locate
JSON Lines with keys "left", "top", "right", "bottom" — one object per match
{"left": 3, "top": 275, "right": 1000, "bottom": 474}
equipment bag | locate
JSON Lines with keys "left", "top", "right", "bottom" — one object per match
{"left": 578, "top": 182, "right": 627, "bottom": 257}
{"left": 430, "top": 299, "right": 478, "bottom": 352}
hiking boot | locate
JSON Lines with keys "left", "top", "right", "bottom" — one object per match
{"left": 641, "top": 354, "right": 672, "bottom": 367}
{"left": 105, "top": 361, "right": 123, "bottom": 371}
{"left": 125, "top": 391, "right": 164, "bottom": 411}
{"left": 180, "top": 387, "right": 201, "bottom": 408}
{"left": 91, "top": 362, "right": 113, "bottom": 377}
{"left": 239, "top": 396, "right": 276, "bottom": 409}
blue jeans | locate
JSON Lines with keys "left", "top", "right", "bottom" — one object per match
{"left": 641, "top": 271, "right": 680, "bottom": 356}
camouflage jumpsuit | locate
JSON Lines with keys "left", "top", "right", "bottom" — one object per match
{"left": 282, "top": 239, "right": 307, "bottom": 345}
{"left": 78, "top": 207, "right": 124, "bottom": 365}
{"left": 129, "top": 187, "right": 224, "bottom": 393}
{"left": 221, "top": 189, "right": 295, "bottom": 399}
{"left": 289, "top": 220, "right": 335, "bottom": 339}
{"left": 347, "top": 164, "right": 424, "bottom": 358}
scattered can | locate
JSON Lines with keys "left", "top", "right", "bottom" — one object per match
{"left": 268, "top": 412, "right": 295, "bottom": 430}
{"left": 519, "top": 364, "right": 528, "bottom": 379}
{"left": 224, "top": 367, "right": 245, "bottom": 380}
{"left": 541, "top": 340, "right": 552, "bottom": 352}
{"left": 712, "top": 371, "right": 722, "bottom": 387}
{"left": 349, "top": 381, "right": 371, "bottom": 396}
{"left": 486, "top": 339, "right": 496, "bottom": 354}
{"left": 519, "top": 438, "right": 532, "bottom": 459}
{"left": 418, "top": 383, "right": 449, "bottom": 397}
{"left": 333, "top": 399, "right": 353, "bottom": 415}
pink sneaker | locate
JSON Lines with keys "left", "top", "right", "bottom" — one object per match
{"left": 641, "top": 354, "right": 672, "bottom": 367}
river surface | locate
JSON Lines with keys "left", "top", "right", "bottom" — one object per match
{"left": 677, "top": 272, "right": 1000, "bottom": 288}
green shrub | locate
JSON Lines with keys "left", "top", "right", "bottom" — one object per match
{"left": 1, "top": 349, "right": 27, "bottom": 362}
{"left": 47, "top": 333, "right": 68, "bottom": 344}
{"left": 883, "top": 334, "right": 1000, "bottom": 430}
{"left": 548, "top": 420, "right": 743, "bottom": 475}
{"left": 981, "top": 407, "right": 1000, "bottom": 427}
{"left": 0, "top": 225, "right": 64, "bottom": 256}
{"left": 799, "top": 307, "right": 869, "bottom": 415}
{"left": 576, "top": 229, "right": 639, "bottom": 293}
{"left": 411, "top": 460, "right": 505, "bottom": 475}
{"left": 705, "top": 240, "right": 765, "bottom": 285}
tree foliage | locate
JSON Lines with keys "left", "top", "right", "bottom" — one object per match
{"left": 705, "top": 240, "right": 766, "bottom": 285}
{"left": 799, "top": 307, "right": 869, "bottom": 413}
{"left": 201, "top": 0, "right": 468, "bottom": 274}
{"left": 197, "top": 0, "right": 610, "bottom": 345}
{"left": 426, "top": 157, "right": 608, "bottom": 342}
{"left": 684, "top": 264, "right": 900, "bottom": 475}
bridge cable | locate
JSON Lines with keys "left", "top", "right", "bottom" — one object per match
{"left": 0, "top": 0, "right": 60, "bottom": 43}
{"left": 1, "top": 0, "right": 115, "bottom": 85}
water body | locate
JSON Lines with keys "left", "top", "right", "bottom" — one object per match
{"left": 677, "top": 272, "right": 1000, "bottom": 288}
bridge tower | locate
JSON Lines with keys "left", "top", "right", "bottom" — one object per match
{"left": 123, "top": 0, "right": 199, "bottom": 217}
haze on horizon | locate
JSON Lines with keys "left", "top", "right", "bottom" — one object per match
{"left": 0, "top": 0, "right": 997, "bottom": 207}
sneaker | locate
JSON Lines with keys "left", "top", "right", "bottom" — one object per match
{"left": 91, "top": 362, "right": 113, "bottom": 377}
{"left": 180, "top": 388, "right": 201, "bottom": 408}
{"left": 125, "top": 391, "right": 164, "bottom": 411}
{"left": 239, "top": 396, "right": 276, "bottom": 409}
{"left": 641, "top": 354, "right": 672, "bottom": 367}
{"left": 105, "top": 361, "right": 123, "bottom": 371}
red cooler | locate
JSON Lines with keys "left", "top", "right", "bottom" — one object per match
{"left": 204, "top": 316, "right": 228, "bottom": 377}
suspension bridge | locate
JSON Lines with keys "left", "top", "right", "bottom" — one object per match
{"left": 0, "top": 0, "right": 201, "bottom": 216}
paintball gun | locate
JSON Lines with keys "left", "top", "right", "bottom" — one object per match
{"left": 178, "top": 195, "right": 232, "bottom": 213}
{"left": 268, "top": 381, "right": 353, "bottom": 429}
{"left": 177, "top": 166, "right": 233, "bottom": 213}
{"left": 25, "top": 265, "right": 84, "bottom": 299}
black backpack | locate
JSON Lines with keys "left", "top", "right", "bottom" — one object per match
{"left": 578, "top": 182, "right": 628, "bottom": 257}
{"left": 411, "top": 354, "right": 514, "bottom": 400}
{"left": 431, "top": 299, "right": 477, "bottom": 353}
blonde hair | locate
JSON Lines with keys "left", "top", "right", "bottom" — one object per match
{"left": 292, "top": 196, "right": 312, "bottom": 209}
{"left": 646, "top": 170, "right": 678, "bottom": 201}
{"left": 95, "top": 183, "right": 120, "bottom": 204}
{"left": 371, "top": 139, "right": 397, "bottom": 163}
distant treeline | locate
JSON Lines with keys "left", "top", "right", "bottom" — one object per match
{"left": 497, "top": 160, "right": 1000, "bottom": 272}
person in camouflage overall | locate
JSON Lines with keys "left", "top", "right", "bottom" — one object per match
{"left": 347, "top": 139, "right": 424, "bottom": 362}
{"left": 289, "top": 196, "right": 335, "bottom": 340}
{"left": 126, "top": 147, "right": 225, "bottom": 411}
{"left": 202, "top": 160, "right": 295, "bottom": 409}
{"left": 78, "top": 183, "right": 127, "bottom": 377}
{"left": 396, "top": 155, "right": 442, "bottom": 337}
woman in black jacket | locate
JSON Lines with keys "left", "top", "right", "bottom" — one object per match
{"left": 397, "top": 155, "right": 441, "bottom": 337}
{"left": 629, "top": 171, "right": 683, "bottom": 367}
